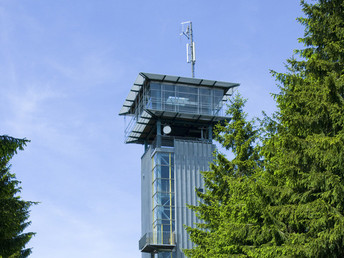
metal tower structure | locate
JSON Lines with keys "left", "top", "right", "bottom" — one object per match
{"left": 181, "top": 21, "right": 196, "bottom": 78}
{"left": 120, "top": 72, "right": 239, "bottom": 258}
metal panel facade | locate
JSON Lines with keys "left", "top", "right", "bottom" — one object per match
{"left": 141, "top": 140, "right": 214, "bottom": 258}
{"left": 141, "top": 148, "right": 153, "bottom": 258}
{"left": 174, "top": 139, "right": 215, "bottom": 257}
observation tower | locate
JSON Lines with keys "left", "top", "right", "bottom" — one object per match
{"left": 119, "top": 72, "right": 239, "bottom": 258}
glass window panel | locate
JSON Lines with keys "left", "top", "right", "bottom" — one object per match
{"left": 163, "top": 91, "right": 175, "bottom": 101}
{"left": 154, "top": 166, "right": 161, "bottom": 179}
{"left": 150, "top": 82, "right": 161, "bottom": 91}
{"left": 154, "top": 166, "right": 170, "bottom": 180}
{"left": 154, "top": 206, "right": 171, "bottom": 220}
{"left": 200, "top": 103, "right": 212, "bottom": 110}
{"left": 177, "top": 85, "right": 197, "bottom": 94}
{"left": 153, "top": 154, "right": 160, "bottom": 166}
{"left": 171, "top": 180, "right": 174, "bottom": 192}
{"left": 153, "top": 220, "right": 175, "bottom": 228}
{"left": 200, "top": 94, "right": 212, "bottom": 115}
{"left": 153, "top": 179, "right": 158, "bottom": 192}
{"left": 150, "top": 83, "right": 162, "bottom": 110}
{"left": 153, "top": 192, "right": 171, "bottom": 206}
{"left": 175, "top": 93, "right": 198, "bottom": 112}
{"left": 154, "top": 153, "right": 172, "bottom": 167}
{"left": 162, "top": 83, "right": 175, "bottom": 91}
{"left": 152, "top": 152, "right": 175, "bottom": 240}
{"left": 152, "top": 99, "right": 161, "bottom": 111}
{"left": 174, "top": 97, "right": 188, "bottom": 107}
{"left": 214, "top": 95, "right": 222, "bottom": 103}
{"left": 156, "top": 224, "right": 162, "bottom": 234}
{"left": 162, "top": 206, "right": 171, "bottom": 219}
{"left": 204, "top": 109, "right": 211, "bottom": 115}
{"left": 187, "top": 94, "right": 198, "bottom": 103}
{"left": 153, "top": 219, "right": 158, "bottom": 228}
{"left": 154, "top": 219, "right": 172, "bottom": 226}
{"left": 213, "top": 98, "right": 223, "bottom": 111}
{"left": 151, "top": 89, "right": 161, "bottom": 99}
{"left": 153, "top": 206, "right": 162, "bottom": 220}
{"left": 161, "top": 166, "right": 169, "bottom": 179}
{"left": 178, "top": 92, "right": 191, "bottom": 101}
{"left": 214, "top": 88, "right": 224, "bottom": 97}
{"left": 154, "top": 179, "right": 170, "bottom": 192}
{"left": 160, "top": 153, "right": 170, "bottom": 166}
{"left": 163, "top": 224, "right": 171, "bottom": 233}
{"left": 200, "top": 95, "right": 211, "bottom": 104}
{"left": 163, "top": 91, "right": 176, "bottom": 112}
{"left": 200, "top": 88, "right": 211, "bottom": 95}
{"left": 159, "top": 193, "right": 173, "bottom": 206}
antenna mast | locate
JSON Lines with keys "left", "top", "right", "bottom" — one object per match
{"left": 181, "top": 21, "right": 196, "bottom": 78}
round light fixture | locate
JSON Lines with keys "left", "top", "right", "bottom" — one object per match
{"left": 163, "top": 125, "right": 172, "bottom": 135}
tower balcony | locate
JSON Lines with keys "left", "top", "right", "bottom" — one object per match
{"left": 139, "top": 231, "right": 176, "bottom": 253}
{"left": 119, "top": 72, "right": 239, "bottom": 144}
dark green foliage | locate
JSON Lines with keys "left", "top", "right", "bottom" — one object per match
{"left": 0, "top": 136, "right": 36, "bottom": 257}
{"left": 184, "top": 94, "right": 263, "bottom": 257}
{"left": 186, "top": 0, "right": 344, "bottom": 257}
{"left": 260, "top": 0, "right": 344, "bottom": 256}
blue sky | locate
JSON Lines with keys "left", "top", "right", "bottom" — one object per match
{"left": 1, "top": 1, "right": 304, "bottom": 257}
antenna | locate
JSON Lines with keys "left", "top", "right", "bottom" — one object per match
{"left": 180, "top": 21, "right": 196, "bottom": 78}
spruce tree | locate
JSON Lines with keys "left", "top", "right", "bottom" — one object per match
{"left": 184, "top": 94, "right": 262, "bottom": 257}
{"left": 186, "top": 0, "right": 344, "bottom": 257}
{"left": 256, "top": 0, "right": 344, "bottom": 256}
{"left": 0, "top": 136, "right": 36, "bottom": 257}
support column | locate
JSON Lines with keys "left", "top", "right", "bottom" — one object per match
{"left": 157, "top": 120, "right": 161, "bottom": 148}
{"left": 208, "top": 125, "right": 212, "bottom": 141}
{"left": 144, "top": 140, "right": 148, "bottom": 153}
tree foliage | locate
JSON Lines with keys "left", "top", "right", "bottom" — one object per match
{"left": 0, "top": 136, "right": 36, "bottom": 257}
{"left": 184, "top": 94, "right": 263, "bottom": 257}
{"left": 186, "top": 0, "right": 344, "bottom": 257}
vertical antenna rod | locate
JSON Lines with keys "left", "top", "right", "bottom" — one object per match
{"left": 181, "top": 21, "right": 196, "bottom": 78}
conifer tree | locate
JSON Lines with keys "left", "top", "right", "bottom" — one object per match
{"left": 256, "top": 0, "right": 344, "bottom": 256}
{"left": 186, "top": 0, "right": 344, "bottom": 257}
{"left": 184, "top": 94, "right": 262, "bottom": 257}
{"left": 0, "top": 136, "right": 36, "bottom": 257}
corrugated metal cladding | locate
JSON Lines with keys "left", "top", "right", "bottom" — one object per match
{"left": 141, "top": 141, "right": 214, "bottom": 258}
{"left": 174, "top": 139, "right": 215, "bottom": 257}
{"left": 141, "top": 148, "right": 152, "bottom": 246}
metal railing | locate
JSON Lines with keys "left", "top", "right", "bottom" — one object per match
{"left": 123, "top": 93, "right": 227, "bottom": 142}
{"left": 139, "top": 231, "right": 176, "bottom": 251}
{"left": 148, "top": 96, "right": 225, "bottom": 117}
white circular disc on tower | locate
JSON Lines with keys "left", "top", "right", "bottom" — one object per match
{"left": 163, "top": 125, "right": 172, "bottom": 135}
